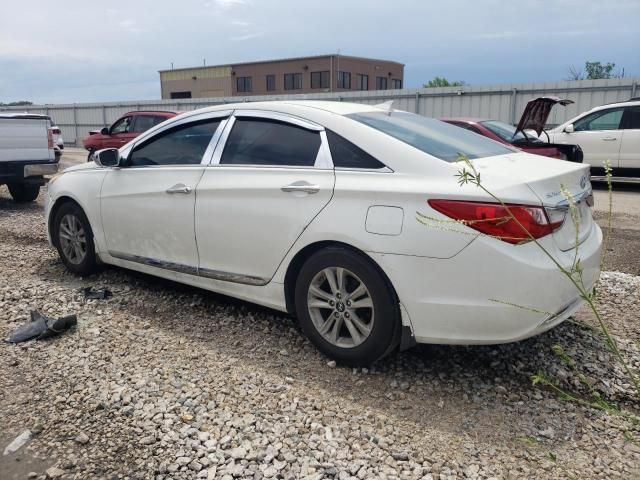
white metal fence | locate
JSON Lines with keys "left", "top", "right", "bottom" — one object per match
{"left": 2, "top": 78, "right": 637, "bottom": 145}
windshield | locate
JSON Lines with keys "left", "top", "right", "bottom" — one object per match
{"left": 481, "top": 120, "right": 543, "bottom": 144}
{"left": 347, "top": 111, "right": 514, "bottom": 162}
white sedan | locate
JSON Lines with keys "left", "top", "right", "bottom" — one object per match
{"left": 45, "top": 101, "right": 602, "bottom": 365}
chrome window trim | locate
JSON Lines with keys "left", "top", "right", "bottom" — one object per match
{"left": 209, "top": 115, "right": 236, "bottom": 166}
{"left": 109, "top": 250, "right": 269, "bottom": 286}
{"left": 121, "top": 110, "right": 232, "bottom": 168}
{"left": 315, "top": 130, "right": 333, "bottom": 169}
{"left": 201, "top": 117, "right": 231, "bottom": 165}
{"left": 231, "top": 109, "right": 323, "bottom": 132}
{"left": 334, "top": 166, "right": 394, "bottom": 173}
{"left": 209, "top": 112, "right": 334, "bottom": 169}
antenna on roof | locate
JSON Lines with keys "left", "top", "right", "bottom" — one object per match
{"left": 374, "top": 100, "right": 394, "bottom": 115}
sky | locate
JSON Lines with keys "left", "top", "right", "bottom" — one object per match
{"left": 1, "top": 0, "right": 638, "bottom": 104}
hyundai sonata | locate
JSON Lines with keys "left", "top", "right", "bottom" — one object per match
{"left": 45, "top": 101, "right": 602, "bottom": 365}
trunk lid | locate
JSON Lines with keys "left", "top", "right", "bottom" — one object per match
{"left": 515, "top": 96, "right": 573, "bottom": 137}
{"left": 471, "top": 153, "right": 593, "bottom": 251}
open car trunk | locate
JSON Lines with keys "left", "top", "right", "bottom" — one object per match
{"left": 514, "top": 97, "right": 584, "bottom": 163}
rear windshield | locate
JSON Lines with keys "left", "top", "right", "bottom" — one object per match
{"left": 481, "top": 120, "right": 543, "bottom": 144}
{"left": 347, "top": 111, "right": 515, "bottom": 162}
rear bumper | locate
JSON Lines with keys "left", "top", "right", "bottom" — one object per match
{"left": 0, "top": 160, "right": 59, "bottom": 183}
{"left": 369, "top": 222, "right": 602, "bottom": 345}
{"left": 24, "top": 163, "right": 59, "bottom": 177}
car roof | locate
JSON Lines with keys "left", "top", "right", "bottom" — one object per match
{"left": 125, "top": 110, "right": 178, "bottom": 116}
{"left": 183, "top": 100, "right": 385, "bottom": 118}
{"left": 586, "top": 100, "right": 640, "bottom": 112}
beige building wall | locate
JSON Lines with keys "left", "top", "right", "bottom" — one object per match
{"left": 160, "top": 66, "right": 233, "bottom": 99}
{"left": 159, "top": 56, "right": 404, "bottom": 99}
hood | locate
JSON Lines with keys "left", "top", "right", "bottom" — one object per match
{"left": 63, "top": 161, "right": 99, "bottom": 173}
{"left": 515, "top": 97, "right": 573, "bottom": 137}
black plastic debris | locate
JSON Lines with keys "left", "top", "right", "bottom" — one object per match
{"left": 6, "top": 310, "right": 77, "bottom": 344}
{"left": 82, "top": 287, "right": 112, "bottom": 300}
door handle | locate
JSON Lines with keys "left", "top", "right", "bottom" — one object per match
{"left": 166, "top": 184, "right": 192, "bottom": 194}
{"left": 281, "top": 182, "right": 320, "bottom": 194}
{"left": 602, "top": 137, "right": 617, "bottom": 141}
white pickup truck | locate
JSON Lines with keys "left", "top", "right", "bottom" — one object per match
{"left": 0, "top": 113, "right": 59, "bottom": 202}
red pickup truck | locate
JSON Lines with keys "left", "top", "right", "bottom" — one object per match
{"left": 83, "top": 111, "right": 178, "bottom": 161}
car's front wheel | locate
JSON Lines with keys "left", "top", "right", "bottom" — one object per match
{"left": 7, "top": 183, "right": 41, "bottom": 203}
{"left": 295, "top": 247, "right": 400, "bottom": 366}
{"left": 53, "top": 202, "right": 98, "bottom": 275}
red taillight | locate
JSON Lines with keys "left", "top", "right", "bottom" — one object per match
{"left": 428, "top": 199, "right": 564, "bottom": 244}
{"left": 47, "top": 128, "right": 54, "bottom": 149}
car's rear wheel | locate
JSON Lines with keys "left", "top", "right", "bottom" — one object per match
{"left": 294, "top": 247, "right": 400, "bottom": 366}
{"left": 7, "top": 183, "right": 40, "bottom": 203}
{"left": 53, "top": 202, "right": 98, "bottom": 275}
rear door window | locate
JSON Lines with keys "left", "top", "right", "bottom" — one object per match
{"left": 326, "top": 130, "right": 385, "bottom": 169}
{"left": 132, "top": 115, "right": 157, "bottom": 133}
{"left": 127, "top": 119, "right": 222, "bottom": 166}
{"left": 220, "top": 118, "right": 321, "bottom": 167}
{"left": 622, "top": 106, "right": 640, "bottom": 129}
{"left": 153, "top": 116, "right": 169, "bottom": 127}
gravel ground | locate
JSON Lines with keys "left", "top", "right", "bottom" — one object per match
{"left": 1, "top": 183, "right": 639, "bottom": 480}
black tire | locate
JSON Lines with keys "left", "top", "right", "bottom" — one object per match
{"left": 7, "top": 183, "right": 40, "bottom": 203}
{"left": 87, "top": 149, "right": 95, "bottom": 162}
{"left": 294, "top": 247, "right": 401, "bottom": 366}
{"left": 52, "top": 202, "right": 98, "bottom": 275}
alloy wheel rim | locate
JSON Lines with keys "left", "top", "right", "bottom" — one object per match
{"left": 307, "top": 267, "right": 375, "bottom": 348}
{"left": 59, "top": 214, "right": 87, "bottom": 265}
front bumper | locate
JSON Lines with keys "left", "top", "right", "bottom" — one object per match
{"left": 369, "top": 222, "right": 602, "bottom": 345}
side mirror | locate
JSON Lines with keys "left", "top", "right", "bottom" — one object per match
{"left": 94, "top": 148, "right": 121, "bottom": 167}
{"left": 100, "top": 127, "right": 110, "bottom": 135}
{"left": 564, "top": 123, "right": 574, "bottom": 133}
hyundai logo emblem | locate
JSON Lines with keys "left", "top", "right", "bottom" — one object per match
{"left": 580, "top": 175, "right": 587, "bottom": 189}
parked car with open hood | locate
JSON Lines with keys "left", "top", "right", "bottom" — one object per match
{"left": 46, "top": 101, "right": 601, "bottom": 365}
{"left": 549, "top": 99, "right": 640, "bottom": 176}
{"left": 442, "top": 97, "right": 583, "bottom": 163}
{"left": 83, "top": 110, "right": 178, "bottom": 161}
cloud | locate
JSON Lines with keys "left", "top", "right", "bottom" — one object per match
{"left": 0, "top": 0, "right": 637, "bottom": 103}
{"left": 231, "top": 32, "right": 263, "bottom": 41}
{"left": 205, "top": 0, "right": 247, "bottom": 9}
{"left": 118, "top": 19, "right": 143, "bottom": 33}
{"left": 473, "top": 31, "right": 521, "bottom": 40}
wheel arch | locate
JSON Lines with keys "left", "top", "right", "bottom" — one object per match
{"left": 48, "top": 195, "right": 90, "bottom": 248}
{"left": 283, "top": 240, "right": 400, "bottom": 317}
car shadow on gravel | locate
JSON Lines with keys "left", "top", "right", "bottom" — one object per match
{"left": 32, "top": 259, "right": 638, "bottom": 447}
{"left": 0, "top": 186, "right": 45, "bottom": 212}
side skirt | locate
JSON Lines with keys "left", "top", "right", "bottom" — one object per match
{"left": 108, "top": 251, "right": 269, "bottom": 286}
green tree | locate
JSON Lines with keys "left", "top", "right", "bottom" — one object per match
{"left": 585, "top": 61, "right": 619, "bottom": 79}
{"left": 565, "top": 61, "right": 624, "bottom": 81}
{"left": 0, "top": 101, "right": 33, "bottom": 106}
{"left": 423, "top": 77, "right": 465, "bottom": 88}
